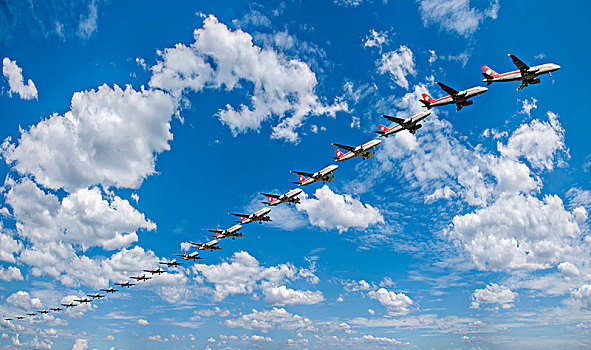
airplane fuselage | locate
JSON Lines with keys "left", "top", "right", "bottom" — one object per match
{"left": 483, "top": 63, "right": 560, "bottom": 83}
{"left": 268, "top": 188, "right": 303, "bottom": 206}
{"left": 298, "top": 164, "right": 338, "bottom": 186}
{"left": 428, "top": 86, "right": 488, "bottom": 107}
{"left": 240, "top": 207, "right": 272, "bottom": 224}
{"left": 379, "top": 111, "right": 431, "bottom": 137}
{"left": 336, "top": 139, "right": 382, "bottom": 161}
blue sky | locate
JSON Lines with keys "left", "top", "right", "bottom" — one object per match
{"left": 0, "top": 0, "right": 590, "bottom": 349}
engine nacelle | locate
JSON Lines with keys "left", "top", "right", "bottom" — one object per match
{"left": 529, "top": 78, "right": 541, "bottom": 85}
{"left": 414, "top": 124, "right": 423, "bottom": 130}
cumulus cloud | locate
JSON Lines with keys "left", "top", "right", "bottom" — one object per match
{"left": 520, "top": 98, "right": 538, "bottom": 116}
{"left": 193, "top": 251, "right": 319, "bottom": 302}
{"left": 263, "top": 286, "right": 325, "bottom": 305}
{"left": 138, "top": 319, "right": 149, "bottom": 326}
{"left": 6, "top": 178, "right": 155, "bottom": 251}
{"left": 571, "top": 285, "right": 591, "bottom": 309}
{"left": 297, "top": 185, "right": 384, "bottom": 232}
{"left": 418, "top": 0, "right": 500, "bottom": 36}
{"left": 2, "top": 57, "right": 38, "bottom": 100}
{"left": 225, "top": 308, "right": 315, "bottom": 331}
{"left": 470, "top": 283, "right": 516, "bottom": 310}
{"left": 367, "top": 288, "right": 413, "bottom": 315}
{"left": 377, "top": 45, "right": 415, "bottom": 89}
{"left": 2, "top": 84, "right": 175, "bottom": 191}
{"left": 363, "top": 29, "right": 389, "bottom": 50}
{"left": 342, "top": 279, "right": 373, "bottom": 292}
{"left": 0, "top": 230, "right": 23, "bottom": 263}
{"left": 0, "top": 266, "right": 23, "bottom": 281}
{"left": 498, "top": 112, "right": 567, "bottom": 171}
{"left": 449, "top": 193, "right": 581, "bottom": 270}
{"left": 6, "top": 290, "right": 43, "bottom": 310}
{"left": 72, "top": 338, "right": 88, "bottom": 350}
{"left": 558, "top": 262, "right": 580, "bottom": 277}
{"left": 149, "top": 14, "right": 346, "bottom": 142}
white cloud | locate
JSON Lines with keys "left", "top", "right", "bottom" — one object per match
{"left": 6, "top": 290, "right": 43, "bottom": 310}
{"left": 363, "top": 29, "right": 389, "bottom": 50}
{"left": 367, "top": 288, "right": 413, "bottom": 315}
{"left": 150, "top": 15, "right": 346, "bottom": 142}
{"left": 193, "top": 251, "right": 318, "bottom": 302}
{"left": 499, "top": 112, "right": 567, "bottom": 171}
{"left": 0, "top": 230, "right": 22, "bottom": 263}
{"left": 225, "top": 308, "right": 315, "bottom": 331}
{"left": 263, "top": 285, "right": 325, "bottom": 305}
{"left": 558, "top": 262, "right": 580, "bottom": 277}
{"left": 2, "top": 57, "right": 38, "bottom": 100}
{"left": 342, "top": 279, "right": 373, "bottom": 292}
{"left": 0, "top": 266, "right": 23, "bottom": 281}
{"left": 6, "top": 178, "right": 155, "bottom": 251}
{"left": 520, "top": 98, "right": 538, "bottom": 116}
{"left": 352, "top": 334, "right": 402, "bottom": 345}
{"left": 449, "top": 193, "right": 582, "bottom": 270}
{"left": 424, "top": 186, "right": 455, "bottom": 203}
{"left": 418, "top": 0, "right": 500, "bottom": 36}
{"left": 72, "top": 338, "right": 88, "bottom": 350}
{"left": 377, "top": 45, "right": 416, "bottom": 89}
{"left": 78, "top": 0, "right": 98, "bottom": 39}
{"left": 470, "top": 283, "right": 517, "bottom": 309}
{"left": 297, "top": 186, "right": 384, "bottom": 233}
{"left": 138, "top": 319, "right": 149, "bottom": 325}
{"left": 571, "top": 285, "right": 591, "bottom": 309}
{"left": 2, "top": 84, "right": 175, "bottom": 191}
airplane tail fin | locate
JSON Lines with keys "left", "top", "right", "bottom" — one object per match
{"left": 481, "top": 66, "right": 499, "bottom": 79}
{"left": 420, "top": 93, "right": 434, "bottom": 109}
{"left": 298, "top": 174, "right": 306, "bottom": 183}
{"left": 267, "top": 196, "right": 275, "bottom": 204}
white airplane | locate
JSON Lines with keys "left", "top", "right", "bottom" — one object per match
{"left": 61, "top": 302, "right": 77, "bottom": 307}
{"left": 86, "top": 293, "right": 104, "bottom": 299}
{"left": 159, "top": 259, "right": 184, "bottom": 267}
{"left": 73, "top": 297, "right": 92, "bottom": 304}
{"left": 260, "top": 188, "right": 303, "bottom": 206}
{"left": 420, "top": 82, "right": 488, "bottom": 112}
{"left": 204, "top": 224, "right": 244, "bottom": 240}
{"left": 100, "top": 287, "right": 118, "bottom": 293}
{"left": 481, "top": 54, "right": 561, "bottom": 90}
{"left": 130, "top": 274, "right": 152, "bottom": 282}
{"left": 37, "top": 310, "right": 49, "bottom": 314}
{"left": 174, "top": 251, "right": 203, "bottom": 260}
{"left": 50, "top": 307, "right": 63, "bottom": 312}
{"left": 229, "top": 207, "right": 271, "bottom": 224}
{"left": 291, "top": 165, "right": 338, "bottom": 186}
{"left": 375, "top": 111, "right": 431, "bottom": 137}
{"left": 114, "top": 281, "right": 135, "bottom": 288}
{"left": 330, "top": 139, "right": 382, "bottom": 162}
{"left": 190, "top": 239, "right": 222, "bottom": 251}
{"left": 144, "top": 267, "right": 167, "bottom": 275}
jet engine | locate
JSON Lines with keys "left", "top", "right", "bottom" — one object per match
{"left": 528, "top": 78, "right": 541, "bottom": 84}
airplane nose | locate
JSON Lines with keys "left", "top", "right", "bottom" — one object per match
{"left": 554, "top": 64, "right": 561, "bottom": 70}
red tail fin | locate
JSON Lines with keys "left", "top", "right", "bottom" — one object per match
{"left": 268, "top": 196, "right": 275, "bottom": 204}
{"left": 378, "top": 124, "right": 388, "bottom": 132}
{"left": 421, "top": 93, "right": 435, "bottom": 103}
{"left": 298, "top": 174, "right": 306, "bottom": 183}
{"left": 335, "top": 149, "right": 344, "bottom": 158}
{"left": 481, "top": 66, "right": 499, "bottom": 78}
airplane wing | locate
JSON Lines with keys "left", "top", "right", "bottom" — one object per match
{"left": 291, "top": 170, "right": 314, "bottom": 177}
{"left": 436, "top": 82, "right": 459, "bottom": 96}
{"left": 259, "top": 192, "right": 280, "bottom": 199}
{"left": 381, "top": 115, "right": 406, "bottom": 124}
{"left": 228, "top": 212, "right": 248, "bottom": 218}
{"left": 508, "top": 54, "right": 530, "bottom": 72}
{"left": 203, "top": 228, "right": 222, "bottom": 233}
{"left": 331, "top": 143, "right": 356, "bottom": 152}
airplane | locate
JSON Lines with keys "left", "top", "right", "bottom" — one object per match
{"left": 114, "top": 281, "right": 135, "bottom": 288}
{"left": 61, "top": 302, "right": 77, "bottom": 307}
{"left": 375, "top": 111, "right": 432, "bottom": 137}
{"left": 190, "top": 239, "right": 222, "bottom": 251}
{"left": 159, "top": 259, "right": 184, "bottom": 267}
{"left": 204, "top": 224, "right": 244, "bottom": 240}
{"left": 73, "top": 297, "right": 92, "bottom": 303}
{"left": 4, "top": 317, "right": 12, "bottom": 321}
{"left": 50, "top": 307, "right": 63, "bottom": 312}
{"left": 291, "top": 164, "right": 339, "bottom": 186}
{"left": 420, "top": 82, "right": 488, "bottom": 112}
{"left": 144, "top": 267, "right": 167, "bottom": 275}
{"left": 130, "top": 274, "right": 152, "bottom": 282}
{"left": 260, "top": 188, "right": 303, "bottom": 206}
{"left": 100, "top": 287, "right": 118, "bottom": 293}
{"left": 15, "top": 316, "right": 24, "bottom": 320}
{"left": 229, "top": 207, "right": 272, "bottom": 224}
{"left": 174, "top": 251, "right": 203, "bottom": 260}
{"left": 481, "top": 54, "right": 561, "bottom": 90}
{"left": 86, "top": 293, "right": 105, "bottom": 299}
{"left": 27, "top": 312, "right": 36, "bottom": 316}
{"left": 37, "top": 310, "right": 49, "bottom": 314}
{"left": 330, "top": 139, "right": 382, "bottom": 162}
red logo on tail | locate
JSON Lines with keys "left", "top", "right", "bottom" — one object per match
{"left": 335, "top": 150, "right": 344, "bottom": 158}
{"left": 421, "top": 93, "right": 435, "bottom": 103}
{"left": 378, "top": 124, "right": 387, "bottom": 132}
{"left": 298, "top": 174, "right": 306, "bottom": 183}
